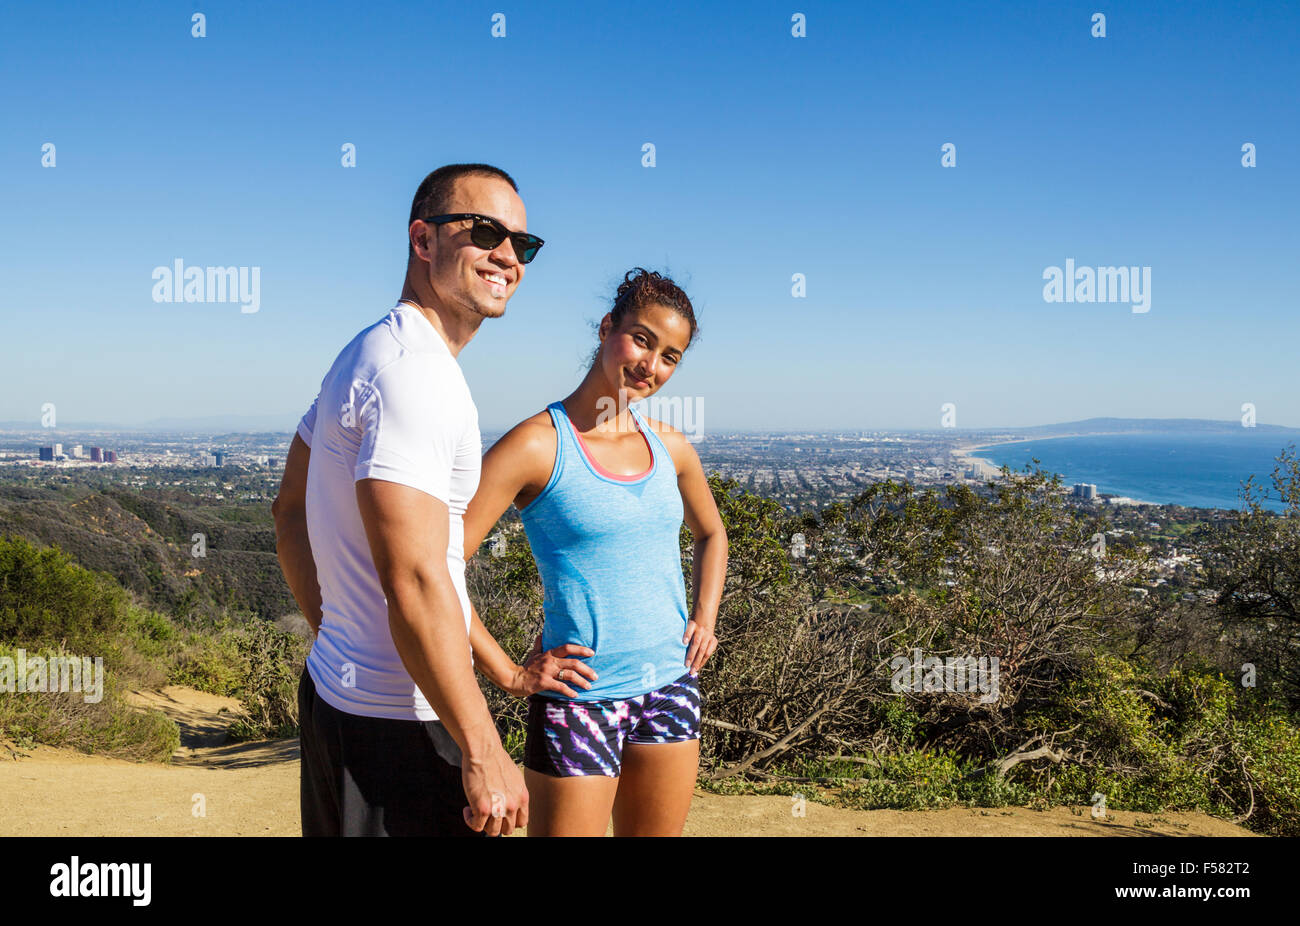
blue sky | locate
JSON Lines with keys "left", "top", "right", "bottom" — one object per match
{"left": 2, "top": 0, "right": 1297, "bottom": 431}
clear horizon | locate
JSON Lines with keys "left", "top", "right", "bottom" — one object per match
{"left": 5, "top": 414, "right": 1300, "bottom": 439}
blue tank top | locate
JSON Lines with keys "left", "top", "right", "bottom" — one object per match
{"left": 518, "top": 400, "right": 690, "bottom": 700}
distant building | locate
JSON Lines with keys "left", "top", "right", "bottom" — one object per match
{"left": 214, "top": 450, "right": 227, "bottom": 467}
{"left": 38, "top": 446, "right": 54, "bottom": 462}
{"left": 103, "top": 450, "right": 118, "bottom": 463}
{"left": 90, "top": 447, "right": 103, "bottom": 462}
{"left": 70, "top": 445, "right": 83, "bottom": 459}
{"left": 1072, "top": 483, "right": 1098, "bottom": 500}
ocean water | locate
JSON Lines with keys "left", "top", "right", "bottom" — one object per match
{"left": 970, "top": 432, "right": 1298, "bottom": 512}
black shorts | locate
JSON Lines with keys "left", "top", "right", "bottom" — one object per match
{"left": 297, "top": 667, "right": 483, "bottom": 837}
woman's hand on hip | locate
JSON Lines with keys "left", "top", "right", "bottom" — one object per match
{"left": 510, "top": 642, "right": 597, "bottom": 699}
{"left": 683, "top": 619, "right": 718, "bottom": 676}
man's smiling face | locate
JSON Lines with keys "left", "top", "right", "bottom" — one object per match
{"left": 417, "top": 173, "right": 529, "bottom": 322}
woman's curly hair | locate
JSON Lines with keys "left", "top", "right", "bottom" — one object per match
{"left": 597, "top": 267, "right": 698, "bottom": 356}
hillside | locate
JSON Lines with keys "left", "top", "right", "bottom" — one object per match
{"left": 0, "top": 484, "right": 292, "bottom": 620}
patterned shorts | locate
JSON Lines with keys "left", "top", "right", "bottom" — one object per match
{"left": 524, "top": 672, "right": 703, "bottom": 778}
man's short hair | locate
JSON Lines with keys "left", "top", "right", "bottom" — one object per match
{"left": 407, "top": 164, "right": 519, "bottom": 260}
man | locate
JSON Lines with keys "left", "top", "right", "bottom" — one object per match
{"left": 272, "top": 163, "right": 543, "bottom": 836}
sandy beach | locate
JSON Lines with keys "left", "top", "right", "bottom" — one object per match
{"left": 951, "top": 443, "right": 1009, "bottom": 481}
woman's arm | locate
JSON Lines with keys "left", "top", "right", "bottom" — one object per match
{"left": 463, "top": 419, "right": 546, "bottom": 558}
{"left": 467, "top": 602, "right": 528, "bottom": 695}
{"left": 658, "top": 424, "right": 728, "bottom": 674}
{"left": 464, "top": 417, "right": 596, "bottom": 697}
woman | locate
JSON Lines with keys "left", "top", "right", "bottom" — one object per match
{"left": 462, "top": 268, "right": 728, "bottom": 836}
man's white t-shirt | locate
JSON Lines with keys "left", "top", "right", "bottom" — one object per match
{"left": 298, "top": 301, "right": 481, "bottom": 722}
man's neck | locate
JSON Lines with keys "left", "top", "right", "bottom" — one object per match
{"left": 396, "top": 285, "right": 480, "bottom": 358}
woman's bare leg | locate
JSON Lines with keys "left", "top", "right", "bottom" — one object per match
{"left": 523, "top": 768, "right": 620, "bottom": 836}
{"left": 610, "top": 740, "right": 699, "bottom": 836}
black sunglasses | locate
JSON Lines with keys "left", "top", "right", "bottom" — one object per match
{"left": 423, "top": 213, "right": 545, "bottom": 264}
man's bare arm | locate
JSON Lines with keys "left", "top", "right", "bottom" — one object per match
{"left": 272, "top": 434, "right": 323, "bottom": 633}
{"left": 355, "top": 477, "right": 526, "bottom": 834}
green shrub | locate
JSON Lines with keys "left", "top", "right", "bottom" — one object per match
{"left": 0, "top": 641, "right": 179, "bottom": 762}
{"left": 172, "top": 615, "right": 308, "bottom": 740}
{"left": 0, "top": 533, "right": 310, "bottom": 755}
{"left": 833, "top": 750, "right": 966, "bottom": 810}
{"left": 0, "top": 534, "right": 128, "bottom": 651}
{"left": 1010, "top": 655, "right": 1300, "bottom": 835}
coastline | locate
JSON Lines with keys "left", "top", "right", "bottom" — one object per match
{"left": 950, "top": 445, "right": 1003, "bottom": 481}
{"left": 951, "top": 433, "right": 1166, "bottom": 507}
{"left": 947, "top": 434, "right": 1108, "bottom": 482}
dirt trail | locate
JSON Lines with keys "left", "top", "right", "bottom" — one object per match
{"left": 0, "top": 687, "right": 1256, "bottom": 837}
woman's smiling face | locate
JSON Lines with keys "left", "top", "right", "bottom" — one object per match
{"left": 598, "top": 302, "right": 692, "bottom": 401}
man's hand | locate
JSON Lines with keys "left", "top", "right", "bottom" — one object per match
{"left": 461, "top": 742, "right": 529, "bottom": 836}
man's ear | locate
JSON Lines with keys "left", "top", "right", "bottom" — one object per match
{"left": 410, "top": 220, "right": 435, "bottom": 262}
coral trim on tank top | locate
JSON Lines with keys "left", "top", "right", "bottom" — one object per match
{"left": 566, "top": 411, "right": 654, "bottom": 482}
